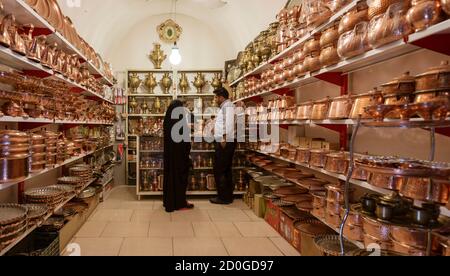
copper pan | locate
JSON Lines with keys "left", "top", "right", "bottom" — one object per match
{"left": 367, "top": 172, "right": 404, "bottom": 191}
{"left": 328, "top": 95, "right": 353, "bottom": 119}
{"left": 399, "top": 178, "right": 450, "bottom": 204}
{"left": 324, "top": 152, "right": 350, "bottom": 174}
{"left": 295, "top": 147, "right": 311, "bottom": 164}
{"left": 390, "top": 224, "right": 438, "bottom": 249}
{"left": 298, "top": 178, "right": 329, "bottom": 191}
{"left": 362, "top": 215, "right": 391, "bottom": 242}
{"left": 340, "top": 204, "right": 363, "bottom": 226}
{"left": 309, "top": 149, "right": 330, "bottom": 168}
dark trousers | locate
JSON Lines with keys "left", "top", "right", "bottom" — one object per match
{"left": 214, "top": 142, "right": 236, "bottom": 202}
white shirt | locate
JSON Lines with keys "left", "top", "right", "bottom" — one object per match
{"left": 214, "top": 100, "right": 236, "bottom": 142}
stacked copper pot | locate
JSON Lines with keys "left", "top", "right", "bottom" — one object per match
{"left": 325, "top": 183, "right": 354, "bottom": 229}
{"left": 41, "top": 131, "right": 59, "bottom": 168}
{"left": 0, "top": 130, "right": 30, "bottom": 182}
{"left": 56, "top": 137, "right": 66, "bottom": 165}
{"left": 29, "top": 133, "right": 46, "bottom": 173}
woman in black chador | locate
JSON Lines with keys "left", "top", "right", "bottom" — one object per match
{"left": 163, "top": 100, "right": 193, "bottom": 212}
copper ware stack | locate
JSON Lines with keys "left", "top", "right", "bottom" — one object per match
{"left": 29, "top": 133, "right": 46, "bottom": 173}
{"left": 319, "top": 22, "right": 340, "bottom": 68}
{"left": 325, "top": 183, "right": 354, "bottom": 228}
{"left": 340, "top": 204, "right": 364, "bottom": 242}
{"left": 57, "top": 176, "right": 85, "bottom": 192}
{"left": 41, "top": 131, "right": 59, "bottom": 168}
{"left": 309, "top": 149, "right": 331, "bottom": 168}
{"left": 0, "top": 204, "right": 28, "bottom": 250}
{"left": 24, "top": 186, "right": 65, "bottom": 209}
{"left": 69, "top": 165, "right": 93, "bottom": 185}
{"left": 23, "top": 204, "right": 48, "bottom": 226}
{"left": 0, "top": 130, "right": 30, "bottom": 183}
{"left": 311, "top": 191, "right": 327, "bottom": 219}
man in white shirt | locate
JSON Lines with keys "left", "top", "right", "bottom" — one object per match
{"left": 210, "top": 87, "right": 236, "bottom": 205}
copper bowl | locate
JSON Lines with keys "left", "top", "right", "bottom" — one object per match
{"left": 399, "top": 178, "right": 450, "bottom": 204}
{"left": 364, "top": 104, "right": 397, "bottom": 121}
{"left": 414, "top": 89, "right": 450, "bottom": 104}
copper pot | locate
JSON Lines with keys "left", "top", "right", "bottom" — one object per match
{"left": 304, "top": 53, "right": 321, "bottom": 72}
{"left": 320, "top": 23, "right": 339, "bottom": 48}
{"left": 406, "top": 0, "right": 442, "bottom": 32}
{"left": 337, "top": 21, "right": 370, "bottom": 59}
{"left": 416, "top": 61, "right": 450, "bottom": 91}
{"left": 328, "top": 95, "right": 353, "bottom": 119}
{"left": 442, "top": 0, "right": 450, "bottom": 14}
{"left": 390, "top": 224, "right": 433, "bottom": 249}
{"left": 367, "top": 172, "right": 404, "bottom": 190}
{"left": 325, "top": 210, "right": 341, "bottom": 228}
{"left": 362, "top": 215, "right": 391, "bottom": 242}
{"left": 296, "top": 101, "right": 313, "bottom": 120}
{"left": 0, "top": 144, "right": 30, "bottom": 158}
{"left": 319, "top": 44, "right": 340, "bottom": 68}
{"left": 339, "top": 2, "right": 369, "bottom": 34}
{"left": 311, "top": 191, "right": 327, "bottom": 219}
{"left": 311, "top": 98, "right": 330, "bottom": 120}
{"left": 326, "top": 183, "right": 354, "bottom": 203}
{"left": 391, "top": 239, "right": 427, "bottom": 256}
{"left": 364, "top": 232, "right": 393, "bottom": 250}
{"left": 340, "top": 204, "right": 363, "bottom": 226}
{"left": 349, "top": 89, "right": 383, "bottom": 119}
{"left": 0, "top": 155, "right": 29, "bottom": 182}
{"left": 295, "top": 147, "right": 311, "bottom": 164}
{"left": 0, "top": 130, "right": 30, "bottom": 145}
{"left": 344, "top": 223, "right": 364, "bottom": 242}
{"left": 30, "top": 134, "right": 45, "bottom": 145}
{"left": 30, "top": 144, "right": 46, "bottom": 154}
{"left": 29, "top": 152, "right": 46, "bottom": 163}
{"left": 30, "top": 161, "right": 46, "bottom": 173}
{"left": 367, "top": 0, "right": 410, "bottom": 20}
{"left": 326, "top": 199, "right": 342, "bottom": 215}
{"left": 399, "top": 178, "right": 450, "bottom": 204}
{"left": 324, "top": 152, "right": 350, "bottom": 174}
{"left": 309, "top": 149, "right": 330, "bottom": 168}
{"left": 381, "top": 72, "right": 416, "bottom": 96}
{"left": 414, "top": 89, "right": 450, "bottom": 104}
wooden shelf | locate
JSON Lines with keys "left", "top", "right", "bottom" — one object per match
{"left": 0, "top": 177, "right": 97, "bottom": 256}
{"left": 248, "top": 149, "right": 450, "bottom": 218}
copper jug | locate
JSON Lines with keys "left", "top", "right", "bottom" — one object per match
{"left": 211, "top": 72, "right": 223, "bottom": 90}
{"left": 144, "top": 73, "right": 157, "bottom": 94}
{"left": 20, "top": 24, "right": 34, "bottom": 58}
{"left": 160, "top": 73, "right": 172, "bottom": 94}
{"left": 0, "top": 7, "right": 12, "bottom": 47}
{"left": 27, "top": 35, "right": 46, "bottom": 63}
{"left": 52, "top": 48, "right": 65, "bottom": 74}
{"left": 179, "top": 72, "right": 190, "bottom": 94}
{"left": 6, "top": 15, "right": 26, "bottom": 55}
{"left": 41, "top": 42, "right": 56, "bottom": 69}
{"left": 192, "top": 72, "right": 206, "bottom": 94}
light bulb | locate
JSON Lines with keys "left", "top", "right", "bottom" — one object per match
{"left": 169, "top": 44, "right": 182, "bottom": 65}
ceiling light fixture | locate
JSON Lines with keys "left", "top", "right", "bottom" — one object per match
{"left": 169, "top": 0, "right": 182, "bottom": 66}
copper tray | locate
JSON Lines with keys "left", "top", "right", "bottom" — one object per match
{"left": 314, "top": 235, "right": 359, "bottom": 256}
{"left": 24, "top": 204, "right": 48, "bottom": 221}
{"left": 0, "top": 204, "right": 28, "bottom": 226}
{"left": 24, "top": 187, "right": 65, "bottom": 199}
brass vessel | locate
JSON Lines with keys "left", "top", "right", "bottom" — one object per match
{"left": 160, "top": 73, "right": 172, "bottom": 94}
{"left": 154, "top": 97, "right": 162, "bottom": 114}
{"left": 141, "top": 101, "right": 149, "bottom": 114}
{"left": 144, "top": 73, "right": 157, "bottom": 94}
{"left": 149, "top": 43, "right": 166, "bottom": 69}
{"left": 192, "top": 72, "right": 207, "bottom": 94}
{"left": 129, "top": 73, "right": 142, "bottom": 94}
{"left": 210, "top": 72, "right": 223, "bottom": 90}
{"left": 129, "top": 97, "right": 138, "bottom": 114}
{"left": 179, "top": 72, "right": 190, "bottom": 94}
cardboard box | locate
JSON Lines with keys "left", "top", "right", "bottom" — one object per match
{"left": 265, "top": 200, "right": 281, "bottom": 233}
{"left": 253, "top": 194, "right": 266, "bottom": 218}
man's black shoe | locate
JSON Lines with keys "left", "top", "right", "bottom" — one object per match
{"left": 209, "top": 198, "right": 232, "bottom": 205}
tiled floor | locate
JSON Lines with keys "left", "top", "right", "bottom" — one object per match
{"left": 65, "top": 186, "right": 300, "bottom": 256}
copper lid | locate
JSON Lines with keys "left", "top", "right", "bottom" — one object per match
{"left": 283, "top": 194, "right": 312, "bottom": 204}
{"left": 274, "top": 186, "right": 308, "bottom": 196}
{"left": 295, "top": 199, "right": 314, "bottom": 211}
{"left": 417, "top": 61, "right": 450, "bottom": 77}
{"left": 382, "top": 72, "right": 415, "bottom": 87}
{"left": 295, "top": 219, "right": 335, "bottom": 237}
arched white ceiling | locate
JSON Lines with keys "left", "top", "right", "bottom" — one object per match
{"left": 57, "top": 0, "right": 286, "bottom": 67}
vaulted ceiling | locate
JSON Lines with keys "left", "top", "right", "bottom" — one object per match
{"left": 57, "top": 0, "right": 287, "bottom": 63}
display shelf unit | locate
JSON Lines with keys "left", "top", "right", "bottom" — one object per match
{"left": 127, "top": 94, "right": 174, "bottom": 97}
{"left": 138, "top": 191, "right": 247, "bottom": 196}
{"left": 233, "top": 20, "right": 450, "bottom": 103}
{"left": 250, "top": 118, "right": 450, "bottom": 126}
{"left": 177, "top": 94, "right": 216, "bottom": 97}
{"left": 2, "top": 0, "right": 114, "bottom": 87}
{"left": 0, "top": 177, "right": 97, "bottom": 256}
{"left": 248, "top": 149, "right": 450, "bottom": 218}
{"left": 0, "top": 144, "right": 114, "bottom": 191}
{"left": 127, "top": 114, "right": 166, "bottom": 117}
